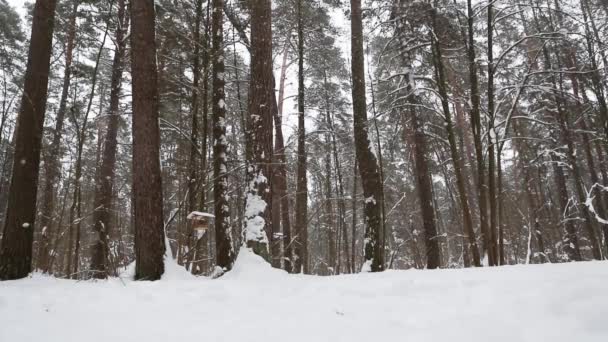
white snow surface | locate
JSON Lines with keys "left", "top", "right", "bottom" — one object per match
{"left": 1, "top": 251, "right": 607, "bottom": 342}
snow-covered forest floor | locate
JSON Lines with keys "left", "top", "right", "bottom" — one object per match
{"left": 1, "top": 250, "right": 607, "bottom": 342}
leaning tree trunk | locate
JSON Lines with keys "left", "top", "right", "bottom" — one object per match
{"left": 350, "top": 0, "right": 385, "bottom": 272}
{"left": 211, "top": 0, "right": 235, "bottom": 272}
{"left": 244, "top": 0, "right": 273, "bottom": 261}
{"left": 0, "top": 0, "right": 58, "bottom": 280}
{"left": 90, "top": 0, "right": 128, "bottom": 279}
{"left": 37, "top": 0, "right": 78, "bottom": 274}
{"left": 130, "top": 0, "right": 165, "bottom": 281}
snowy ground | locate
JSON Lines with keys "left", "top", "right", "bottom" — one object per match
{"left": 1, "top": 250, "right": 607, "bottom": 342}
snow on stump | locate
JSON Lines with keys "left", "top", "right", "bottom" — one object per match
{"left": 187, "top": 211, "right": 214, "bottom": 240}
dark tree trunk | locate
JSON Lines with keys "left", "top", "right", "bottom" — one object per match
{"left": 350, "top": 0, "right": 385, "bottom": 272}
{"left": 0, "top": 0, "right": 58, "bottom": 280}
{"left": 407, "top": 99, "right": 441, "bottom": 270}
{"left": 187, "top": 0, "right": 204, "bottom": 216}
{"left": 466, "top": 0, "right": 493, "bottom": 266}
{"left": 212, "top": 0, "right": 235, "bottom": 272}
{"left": 90, "top": 0, "right": 128, "bottom": 279}
{"left": 37, "top": 0, "right": 78, "bottom": 274}
{"left": 293, "top": 0, "right": 308, "bottom": 274}
{"left": 130, "top": 0, "right": 165, "bottom": 281}
{"left": 245, "top": 0, "right": 273, "bottom": 261}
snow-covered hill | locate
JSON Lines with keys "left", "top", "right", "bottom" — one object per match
{"left": 1, "top": 250, "right": 607, "bottom": 342}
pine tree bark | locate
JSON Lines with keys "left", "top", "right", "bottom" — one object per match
{"left": 244, "top": 0, "right": 273, "bottom": 261}
{"left": 37, "top": 0, "right": 78, "bottom": 274}
{"left": 350, "top": 0, "right": 385, "bottom": 272}
{"left": 90, "top": 0, "right": 128, "bottom": 278}
{"left": 130, "top": 0, "right": 165, "bottom": 280}
{"left": 0, "top": 0, "right": 58, "bottom": 280}
{"left": 212, "top": 0, "right": 235, "bottom": 272}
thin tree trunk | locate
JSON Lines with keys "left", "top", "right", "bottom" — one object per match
{"left": 430, "top": 9, "right": 481, "bottom": 266}
{"left": 90, "top": 0, "right": 128, "bottom": 278}
{"left": 466, "top": 0, "right": 492, "bottom": 266}
{"left": 274, "top": 43, "right": 293, "bottom": 272}
{"left": 293, "top": 0, "right": 308, "bottom": 273}
{"left": 350, "top": 0, "right": 385, "bottom": 272}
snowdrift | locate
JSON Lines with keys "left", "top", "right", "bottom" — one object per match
{"left": 1, "top": 251, "right": 607, "bottom": 342}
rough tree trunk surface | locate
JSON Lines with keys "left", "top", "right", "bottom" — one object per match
{"left": 212, "top": 0, "right": 235, "bottom": 271}
{"left": 37, "top": 0, "right": 78, "bottom": 274}
{"left": 245, "top": 0, "right": 273, "bottom": 261}
{"left": 0, "top": 0, "right": 58, "bottom": 280}
{"left": 130, "top": 0, "right": 165, "bottom": 281}
{"left": 350, "top": 0, "right": 385, "bottom": 272}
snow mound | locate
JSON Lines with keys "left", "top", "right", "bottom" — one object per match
{"left": 224, "top": 247, "right": 288, "bottom": 280}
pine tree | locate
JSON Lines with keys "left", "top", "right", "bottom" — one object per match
{"left": 130, "top": 0, "right": 165, "bottom": 280}
{"left": 0, "top": 0, "right": 58, "bottom": 280}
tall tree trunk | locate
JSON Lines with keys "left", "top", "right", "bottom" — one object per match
{"left": 130, "top": 0, "right": 165, "bottom": 280}
{"left": 90, "top": 0, "right": 128, "bottom": 279}
{"left": 293, "top": 0, "right": 308, "bottom": 273}
{"left": 274, "top": 44, "right": 293, "bottom": 272}
{"left": 244, "top": 0, "right": 273, "bottom": 261}
{"left": 430, "top": 9, "right": 481, "bottom": 267}
{"left": 466, "top": 0, "right": 492, "bottom": 266}
{"left": 37, "top": 0, "right": 78, "bottom": 274}
{"left": 350, "top": 0, "right": 385, "bottom": 272}
{"left": 486, "top": 1, "right": 499, "bottom": 265}
{"left": 212, "top": 0, "right": 235, "bottom": 272}
{"left": 0, "top": 0, "right": 58, "bottom": 280}
{"left": 187, "top": 0, "right": 204, "bottom": 216}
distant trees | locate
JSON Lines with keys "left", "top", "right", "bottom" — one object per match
{"left": 90, "top": 0, "right": 129, "bottom": 279}
{"left": 0, "top": 0, "right": 58, "bottom": 280}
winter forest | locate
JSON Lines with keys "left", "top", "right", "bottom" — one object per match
{"left": 0, "top": 0, "right": 608, "bottom": 340}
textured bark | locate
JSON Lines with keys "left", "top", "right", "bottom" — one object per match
{"left": 130, "top": 0, "right": 165, "bottom": 281}
{"left": 90, "top": 0, "right": 128, "bottom": 279}
{"left": 0, "top": 0, "right": 58, "bottom": 280}
{"left": 212, "top": 0, "right": 235, "bottom": 271}
{"left": 350, "top": 0, "right": 385, "bottom": 272}
{"left": 245, "top": 0, "right": 273, "bottom": 261}
{"left": 37, "top": 0, "right": 78, "bottom": 274}
{"left": 293, "top": 0, "right": 308, "bottom": 273}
